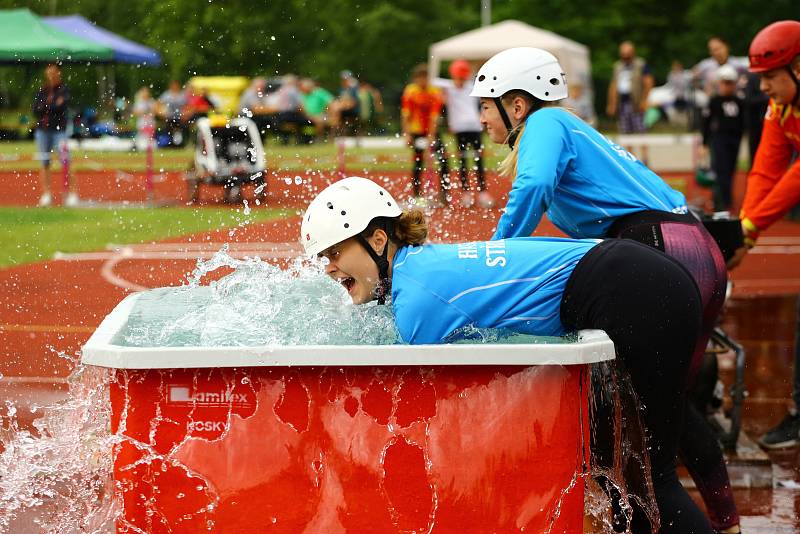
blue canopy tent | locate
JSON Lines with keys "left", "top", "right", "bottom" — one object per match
{"left": 43, "top": 15, "right": 160, "bottom": 66}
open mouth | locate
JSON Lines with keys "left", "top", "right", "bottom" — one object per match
{"left": 340, "top": 277, "right": 356, "bottom": 293}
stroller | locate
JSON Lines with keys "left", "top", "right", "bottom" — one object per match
{"left": 187, "top": 116, "right": 267, "bottom": 204}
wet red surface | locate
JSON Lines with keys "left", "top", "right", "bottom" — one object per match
{"left": 110, "top": 366, "right": 588, "bottom": 533}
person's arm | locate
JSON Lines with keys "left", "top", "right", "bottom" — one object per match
{"left": 740, "top": 104, "right": 797, "bottom": 233}
{"left": 606, "top": 76, "right": 617, "bottom": 117}
{"left": 640, "top": 66, "right": 654, "bottom": 113}
{"left": 31, "top": 89, "right": 45, "bottom": 118}
{"left": 492, "top": 113, "right": 569, "bottom": 240}
{"left": 700, "top": 99, "right": 713, "bottom": 147}
{"left": 400, "top": 87, "right": 412, "bottom": 141}
{"left": 52, "top": 86, "right": 69, "bottom": 111}
{"left": 427, "top": 91, "right": 443, "bottom": 140}
{"left": 743, "top": 159, "right": 800, "bottom": 233}
{"left": 372, "top": 87, "right": 383, "bottom": 113}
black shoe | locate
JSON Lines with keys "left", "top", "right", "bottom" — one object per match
{"left": 759, "top": 411, "right": 800, "bottom": 449}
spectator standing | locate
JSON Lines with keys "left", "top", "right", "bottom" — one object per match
{"left": 300, "top": 78, "right": 334, "bottom": 139}
{"left": 32, "top": 63, "right": 76, "bottom": 207}
{"left": 606, "top": 41, "right": 653, "bottom": 161}
{"left": 133, "top": 86, "right": 157, "bottom": 150}
{"left": 693, "top": 37, "right": 750, "bottom": 97}
{"left": 665, "top": 60, "right": 693, "bottom": 125}
{"left": 434, "top": 59, "right": 492, "bottom": 208}
{"left": 699, "top": 65, "right": 744, "bottom": 212}
{"left": 401, "top": 63, "right": 449, "bottom": 205}
{"left": 157, "top": 80, "right": 187, "bottom": 147}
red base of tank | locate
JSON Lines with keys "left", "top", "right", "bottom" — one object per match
{"left": 110, "top": 364, "right": 589, "bottom": 533}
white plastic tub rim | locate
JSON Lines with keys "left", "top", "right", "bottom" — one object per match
{"left": 81, "top": 292, "right": 616, "bottom": 369}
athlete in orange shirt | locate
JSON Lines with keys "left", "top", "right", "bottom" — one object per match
{"left": 730, "top": 21, "right": 800, "bottom": 268}
{"left": 401, "top": 64, "right": 449, "bottom": 204}
{"left": 735, "top": 21, "right": 800, "bottom": 452}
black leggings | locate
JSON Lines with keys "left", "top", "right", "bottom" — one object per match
{"left": 610, "top": 210, "right": 737, "bottom": 531}
{"left": 454, "top": 131, "right": 485, "bottom": 191}
{"left": 411, "top": 134, "right": 449, "bottom": 197}
{"left": 561, "top": 239, "right": 713, "bottom": 534}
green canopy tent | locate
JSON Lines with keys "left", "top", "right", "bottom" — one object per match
{"left": 0, "top": 8, "right": 113, "bottom": 63}
{"left": 0, "top": 8, "right": 115, "bottom": 131}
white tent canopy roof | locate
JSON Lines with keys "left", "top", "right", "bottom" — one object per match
{"left": 429, "top": 20, "right": 592, "bottom": 89}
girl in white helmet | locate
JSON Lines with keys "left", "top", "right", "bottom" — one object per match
{"left": 302, "top": 176, "right": 707, "bottom": 533}
{"left": 473, "top": 48, "right": 736, "bottom": 533}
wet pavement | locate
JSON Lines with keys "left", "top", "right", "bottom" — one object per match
{"left": 696, "top": 295, "right": 800, "bottom": 532}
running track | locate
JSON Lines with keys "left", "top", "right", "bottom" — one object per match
{"left": 1, "top": 169, "right": 799, "bottom": 381}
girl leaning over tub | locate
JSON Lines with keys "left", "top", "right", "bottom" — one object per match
{"left": 471, "top": 47, "right": 737, "bottom": 533}
{"left": 301, "top": 176, "right": 707, "bottom": 534}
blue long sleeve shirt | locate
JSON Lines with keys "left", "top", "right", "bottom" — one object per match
{"left": 492, "top": 108, "right": 688, "bottom": 240}
{"left": 390, "top": 237, "right": 599, "bottom": 344}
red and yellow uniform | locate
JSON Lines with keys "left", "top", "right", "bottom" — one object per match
{"left": 401, "top": 83, "right": 443, "bottom": 135}
{"left": 740, "top": 100, "right": 800, "bottom": 245}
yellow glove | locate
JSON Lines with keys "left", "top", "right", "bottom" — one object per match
{"left": 741, "top": 217, "right": 759, "bottom": 249}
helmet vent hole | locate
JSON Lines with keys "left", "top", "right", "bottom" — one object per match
{"left": 379, "top": 191, "right": 384, "bottom": 195}
{"left": 341, "top": 210, "right": 346, "bottom": 215}
{"left": 550, "top": 78, "right": 559, "bottom": 85}
{"left": 537, "top": 75, "right": 541, "bottom": 80}
{"left": 493, "top": 76, "right": 497, "bottom": 80}
{"left": 387, "top": 202, "right": 391, "bottom": 206}
{"left": 344, "top": 223, "right": 350, "bottom": 229}
{"left": 327, "top": 202, "right": 333, "bottom": 209}
{"left": 478, "top": 75, "right": 485, "bottom": 82}
{"left": 545, "top": 91, "right": 549, "bottom": 96}
{"left": 490, "top": 88, "right": 494, "bottom": 93}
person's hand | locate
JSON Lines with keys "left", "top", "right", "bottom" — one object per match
{"left": 726, "top": 246, "right": 748, "bottom": 270}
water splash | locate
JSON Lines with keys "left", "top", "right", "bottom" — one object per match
{"left": 0, "top": 365, "right": 117, "bottom": 532}
{"left": 119, "top": 251, "right": 399, "bottom": 347}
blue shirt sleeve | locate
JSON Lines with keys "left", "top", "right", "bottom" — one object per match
{"left": 492, "top": 110, "right": 574, "bottom": 240}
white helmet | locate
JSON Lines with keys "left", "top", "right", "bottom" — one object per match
{"left": 301, "top": 176, "right": 402, "bottom": 257}
{"left": 469, "top": 47, "right": 568, "bottom": 101}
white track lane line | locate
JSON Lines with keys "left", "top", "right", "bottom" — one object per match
{"left": 53, "top": 242, "right": 306, "bottom": 291}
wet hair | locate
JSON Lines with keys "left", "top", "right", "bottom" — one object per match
{"left": 360, "top": 209, "right": 428, "bottom": 247}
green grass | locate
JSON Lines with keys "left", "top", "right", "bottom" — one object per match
{"left": 0, "top": 138, "right": 507, "bottom": 173}
{"left": 0, "top": 206, "right": 288, "bottom": 268}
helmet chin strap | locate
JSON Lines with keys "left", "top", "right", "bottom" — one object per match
{"left": 493, "top": 97, "right": 518, "bottom": 148}
{"left": 355, "top": 233, "right": 391, "bottom": 305}
{"left": 493, "top": 97, "right": 540, "bottom": 149}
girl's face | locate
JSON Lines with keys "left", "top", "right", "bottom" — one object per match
{"left": 479, "top": 97, "right": 510, "bottom": 144}
{"left": 321, "top": 236, "right": 381, "bottom": 304}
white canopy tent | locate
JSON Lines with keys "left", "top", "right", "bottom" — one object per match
{"left": 428, "top": 20, "right": 593, "bottom": 92}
